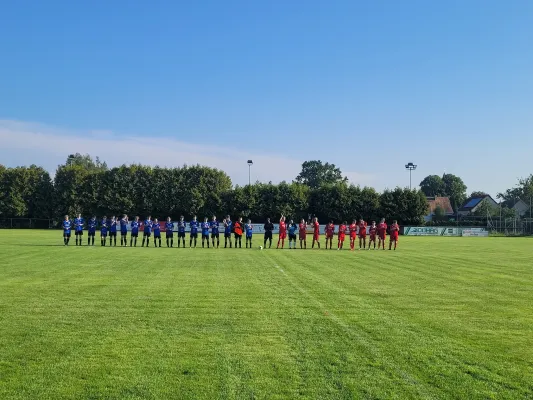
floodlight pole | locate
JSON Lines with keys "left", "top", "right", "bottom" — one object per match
{"left": 247, "top": 160, "right": 253, "bottom": 186}
{"left": 405, "top": 162, "right": 417, "bottom": 189}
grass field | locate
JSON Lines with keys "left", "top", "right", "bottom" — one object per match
{"left": 0, "top": 230, "right": 532, "bottom": 400}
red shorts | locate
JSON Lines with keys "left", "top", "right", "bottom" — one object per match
{"left": 279, "top": 232, "right": 287, "bottom": 239}
{"left": 313, "top": 232, "right": 320, "bottom": 241}
{"left": 350, "top": 232, "right": 357, "bottom": 239}
{"left": 326, "top": 233, "right": 334, "bottom": 239}
{"left": 379, "top": 234, "right": 386, "bottom": 240}
{"left": 390, "top": 233, "right": 399, "bottom": 241}
{"left": 299, "top": 232, "right": 306, "bottom": 240}
{"left": 370, "top": 234, "right": 376, "bottom": 241}
{"left": 358, "top": 233, "right": 366, "bottom": 239}
{"left": 338, "top": 234, "right": 345, "bottom": 242}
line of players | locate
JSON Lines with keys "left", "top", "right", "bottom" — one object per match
{"left": 60, "top": 214, "right": 400, "bottom": 250}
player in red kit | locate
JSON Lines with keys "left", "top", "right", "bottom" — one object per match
{"left": 368, "top": 221, "right": 377, "bottom": 249}
{"left": 325, "top": 221, "right": 335, "bottom": 249}
{"left": 337, "top": 222, "right": 347, "bottom": 250}
{"left": 377, "top": 218, "right": 388, "bottom": 250}
{"left": 389, "top": 220, "right": 400, "bottom": 250}
{"left": 312, "top": 217, "right": 321, "bottom": 249}
{"left": 299, "top": 219, "right": 307, "bottom": 249}
{"left": 358, "top": 219, "right": 367, "bottom": 250}
{"left": 277, "top": 215, "right": 287, "bottom": 249}
{"left": 349, "top": 220, "right": 357, "bottom": 250}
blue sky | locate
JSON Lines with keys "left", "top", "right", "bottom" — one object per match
{"left": 1, "top": 0, "right": 532, "bottom": 196}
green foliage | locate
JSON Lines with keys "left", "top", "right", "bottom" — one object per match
{"left": 442, "top": 174, "right": 467, "bottom": 212}
{"left": 473, "top": 198, "right": 498, "bottom": 217}
{"left": 295, "top": 160, "right": 347, "bottom": 189}
{"left": 65, "top": 153, "right": 108, "bottom": 171}
{"left": 0, "top": 165, "right": 53, "bottom": 218}
{"left": 434, "top": 205, "right": 446, "bottom": 221}
{"left": 2, "top": 156, "right": 429, "bottom": 224}
{"left": 469, "top": 191, "right": 488, "bottom": 198}
{"left": 419, "top": 175, "right": 446, "bottom": 197}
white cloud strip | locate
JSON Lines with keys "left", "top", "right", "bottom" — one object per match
{"left": 0, "top": 120, "right": 375, "bottom": 187}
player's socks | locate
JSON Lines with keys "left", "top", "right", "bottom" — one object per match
{"left": 171, "top": 238, "right": 173, "bottom": 247}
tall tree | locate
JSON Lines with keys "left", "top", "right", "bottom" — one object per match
{"left": 295, "top": 160, "right": 347, "bottom": 189}
{"left": 498, "top": 175, "right": 533, "bottom": 202}
{"left": 469, "top": 191, "right": 488, "bottom": 198}
{"left": 442, "top": 173, "right": 467, "bottom": 212}
{"left": 65, "top": 153, "right": 108, "bottom": 171}
{"left": 419, "top": 175, "right": 445, "bottom": 197}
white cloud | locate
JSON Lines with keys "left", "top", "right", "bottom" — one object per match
{"left": 0, "top": 119, "right": 376, "bottom": 187}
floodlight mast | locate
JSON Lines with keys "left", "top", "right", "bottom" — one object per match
{"left": 405, "top": 162, "right": 417, "bottom": 189}
{"left": 247, "top": 160, "right": 253, "bottom": 186}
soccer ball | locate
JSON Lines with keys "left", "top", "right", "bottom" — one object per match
{"left": 259, "top": 246, "right": 263, "bottom": 250}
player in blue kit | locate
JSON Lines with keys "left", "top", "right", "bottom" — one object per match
{"left": 74, "top": 213, "right": 84, "bottom": 246}
{"left": 87, "top": 216, "right": 97, "bottom": 246}
{"left": 165, "top": 217, "right": 174, "bottom": 247}
{"left": 190, "top": 216, "right": 199, "bottom": 248}
{"left": 130, "top": 216, "right": 140, "bottom": 247}
{"left": 153, "top": 218, "right": 162, "bottom": 247}
{"left": 120, "top": 215, "right": 129, "bottom": 246}
{"left": 211, "top": 216, "right": 220, "bottom": 248}
{"left": 201, "top": 217, "right": 210, "bottom": 248}
{"left": 288, "top": 219, "right": 298, "bottom": 249}
{"left": 109, "top": 216, "right": 118, "bottom": 246}
{"left": 100, "top": 216, "right": 108, "bottom": 246}
{"left": 142, "top": 216, "right": 152, "bottom": 247}
{"left": 224, "top": 216, "right": 233, "bottom": 248}
{"left": 245, "top": 219, "right": 253, "bottom": 248}
{"left": 177, "top": 216, "right": 186, "bottom": 248}
{"left": 62, "top": 215, "right": 71, "bottom": 245}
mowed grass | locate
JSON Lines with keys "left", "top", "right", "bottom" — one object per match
{"left": 0, "top": 231, "right": 532, "bottom": 400}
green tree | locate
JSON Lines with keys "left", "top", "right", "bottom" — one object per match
{"left": 442, "top": 173, "right": 467, "bottom": 212}
{"left": 419, "top": 175, "right": 445, "bottom": 197}
{"left": 469, "top": 191, "right": 488, "bottom": 198}
{"left": 295, "top": 160, "right": 347, "bottom": 189}
{"left": 434, "top": 205, "right": 446, "bottom": 221}
{"left": 473, "top": 198, "right": 498, "bottom": 217}
{"left": 65, "top": 153, "right": 108, "bottom": 171}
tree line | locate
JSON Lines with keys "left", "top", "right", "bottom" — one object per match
{"left": 3, "top": 154, "right": 529, "bottom": 225}
{"left": 0, "top": 155, "right": 429, "bottom": 225}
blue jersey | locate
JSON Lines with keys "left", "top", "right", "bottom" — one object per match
{"left": 120, "top": 219, "right": 128, "bottom": 233}
{"left": 225, "top": 220, "right": 233, "bottom": 234}
{"left": 201, "top": 222, "right": 210, "bottom": 235}
{"left": 74, "top": 217, "right": 83, "bottom": 232}
{"left": 109, "top": 219, "right": 117, "bottom": 233}
{"left": 190, "top": 220, "right": 199, "bottom": 234}
{"left": 153, "top": 222, "right": 161, "bottom": 234}
{"left": 144, "top": 220, "right": 153, "bottom": 234}
{"left": 62, "top": 220, "right": 71, "bottom": 233}
{"left": 177, "top": 220, "right": 186, "bottom": 233}
{"left": 131, "top": 220, "right": 139, "bottom": 234}
{"left": 245, "top": 223, "right": 253, "bottom": 237}
{"left": 100, "top": 219, "right": 108, "bottom": 234}
{"left": 288, "top": 224, "right": 297, "bottom": 236}
{"left": 88, "top": 219, "right": 97, "bottom": 233}
{"left": 211, "top": 221, "right": 219, "bottom": 234}
{"left": 165, "top": 221, "right": 174, "bottom": 232}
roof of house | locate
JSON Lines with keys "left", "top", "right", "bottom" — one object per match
{"left": 427, "top": 196, "right": 454, "bottom": 214}
{"left": 459, "top": 195, "right": 497, "bottom": 211}
{"left": 502, "top": 198, "right": 527, "bottom": 209}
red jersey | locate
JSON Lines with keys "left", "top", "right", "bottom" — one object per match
{"left": 313, "top": 222, "right": 320, "bottom": 234}
{"left": 358, "top": 221, "right": 367, "bottom": 234}
{"left": 390, "top": 223, "right": 399, "bottom": 234}
{"left": 369, "top": 225, "right": 377, "bottom": 236}
{"left": 338, "top": 224, "right": 347, "bottom": 236}
{"left": 279, "top": 221, "right": 287, "bottom": 234}
{"left": 325, "top": 224, "right": 335, "bottom": 236}
{"left": 349, "top": 223, "right": 357, "bottom": 234}
{"left": 378, "top": 222, "right": 388, "bottom": 236}
{"left": 299, "top": 223, "right": 306, "bottom": 234}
